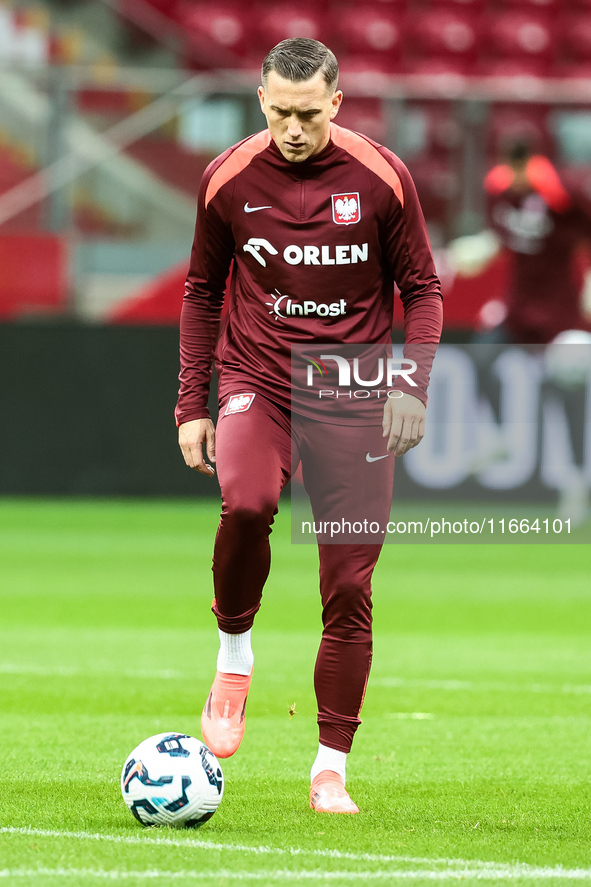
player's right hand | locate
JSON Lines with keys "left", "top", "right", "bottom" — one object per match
{"left": 178, "top": 418, "right": 216, "bottom": 476}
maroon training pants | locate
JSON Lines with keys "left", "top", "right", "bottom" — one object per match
{"left": 211, "top": 392, "right": 395, "bottom": 753}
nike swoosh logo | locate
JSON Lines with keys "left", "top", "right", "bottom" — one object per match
{"left": 366, "top": 453, "right": 390, "bottom": 462}
{"left": 244, "top": 202, "right": 272, "bottom": 213}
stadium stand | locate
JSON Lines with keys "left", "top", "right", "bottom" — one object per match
{"left": 334, "top": 6, "right": 402, "bottom": 73}
{"left": 180, "top": 3, "right": 251, "bottom": 58}
{"left": 103, "top": 0, "right": 591, "bottom": 82}
{"left": 1, "top": 0, "right": 591, "bottom": 328}
{"left": 405, "top": 8, "right": 479, "bottom": 76}
{"left": 479, "top": 9, "right": 554, "bottom": 77}
{"left": 557, "top": 15, "right": 591, "bottom": 79}
{"left": 257, "top": 4, "right": 328, "bottom": 51}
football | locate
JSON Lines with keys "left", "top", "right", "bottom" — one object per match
{"left": 121, "top": 732, "right": 224, "bottom": 828}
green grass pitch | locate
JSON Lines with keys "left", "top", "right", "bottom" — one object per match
{"left": 0, "top": 497, "right": 590, "bottom": 886}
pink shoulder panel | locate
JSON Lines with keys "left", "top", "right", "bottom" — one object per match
{"left": 205, "top": 130, "right": 272, "bottom": 208}
{"left": 330, "top": 124, "right": 404, "bottom": 207}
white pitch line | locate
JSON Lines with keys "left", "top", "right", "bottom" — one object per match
{"left": 2, "top": 828, "right": 591, "bottom": 880}
{"left": 1, "top": 867, "right": 591, "bottom": 882}
{"left": 373, "top": 677, "right": 591, "bottom": 696}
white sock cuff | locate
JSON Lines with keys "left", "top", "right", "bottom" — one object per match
{"left": 216, "top": 628, "right": 254, "bottom": 676}
{"left": 310, "top": 743, "right": 348, "bottom": 785}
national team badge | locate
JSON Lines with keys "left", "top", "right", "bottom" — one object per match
{"left": 331, "top": 192, "right": 361, "bottom": 225}
{"left": 225, "top": 393, "right": 256, "bottom": 415}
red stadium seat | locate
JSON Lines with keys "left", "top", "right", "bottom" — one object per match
{"left": 552, "top": 13, "right": 591, "bottom": 77}
{"left": 405, "top": 9, "right": 478, "bottom": 74}
{"left": 484, "top": 11, "right": 554, "bottom": 63}
{"left": 181, "top": 4, "right": 251, "bottom": 57}
{"left": 255, "top": 5, "right": 326, "bottom": 52}
{"left": 561, "top": 14, "right": 591, "bottom": 61}
{"left": 334, "top": 6, "right": 402, "bottom": 70}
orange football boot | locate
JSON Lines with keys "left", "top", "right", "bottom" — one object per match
{"left": 309, "top": 770, "right": 360, "bottom": 814}
{"left": 201, "top": 670, "right": 252, "bottom": 758}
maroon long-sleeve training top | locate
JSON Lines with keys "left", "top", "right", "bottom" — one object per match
{"left": 175, "top": 122, "right": 443, "bottom": 426}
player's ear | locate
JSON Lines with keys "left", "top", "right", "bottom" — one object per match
{"left": 330, "top": 90, "right": 343, "bottom": 120}
{"left": 257, "top": 85, "right": 265, "bottom": 112}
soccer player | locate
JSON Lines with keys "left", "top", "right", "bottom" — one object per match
{"left": 449, "top": 135, "right": 591, "bottom": 344}
{"left": 176, "top": 38, "right": 443, "bottom": 814}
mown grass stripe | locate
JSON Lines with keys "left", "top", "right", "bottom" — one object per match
{"left": 373, "top": 677, "right": 591, "bottom": 695}
{"left": 0, "top": 665, "right": 184, "bottom": 680}
{"left": 3, "top": 664, "right": 591, "bottom": 697}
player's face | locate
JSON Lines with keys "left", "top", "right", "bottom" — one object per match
{"left": 258, "top": 70, "right": 342, "bottom": 163}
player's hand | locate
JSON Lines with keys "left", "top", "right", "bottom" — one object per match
{"left": 382, "top": 392, "right": 425, "bottom": 456}
{"left": 178, "top": 418, "right": 216, "bottom": 476}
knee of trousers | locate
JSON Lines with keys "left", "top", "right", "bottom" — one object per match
{"left": 319, "top": 580, "right": 373, "bottom": 640}
{"left": 219, "top": 498, "right": 278, "bottom": 538}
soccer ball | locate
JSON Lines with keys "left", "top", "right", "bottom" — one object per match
{"left": 121, "top": 732, "right": 224, "bottom": 828}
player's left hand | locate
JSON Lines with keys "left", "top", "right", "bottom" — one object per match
{"left": 382, "top": 392, "right": 425, "bottom": 456}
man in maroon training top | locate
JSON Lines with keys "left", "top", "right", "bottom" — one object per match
{"left": 176, "top": 38, "right": 443, "bottom": 814}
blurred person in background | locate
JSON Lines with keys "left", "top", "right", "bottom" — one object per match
{"left": 450, "top": 136, "right": 591, "bottom": 525}
{"left": 449, "top": 135, "right": 591, "bottom": 345}
{"left": 175, "top": 38, "right": 442, "bottom": 814}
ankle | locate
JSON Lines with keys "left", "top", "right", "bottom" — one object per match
{"left": 216, "top": 628, "right": 254, "bottom": 676}
{"left": 310, "top": 743, "right": 348, "bottom": 784}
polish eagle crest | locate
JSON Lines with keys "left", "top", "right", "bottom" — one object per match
{"left": 331, "top": 192, "right": 361, "bottom": 225}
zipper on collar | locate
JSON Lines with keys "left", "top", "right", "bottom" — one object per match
{"left": 299, "top": 177, "right": 305, "bottom": 222}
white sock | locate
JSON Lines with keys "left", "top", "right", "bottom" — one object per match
{"left": 310, "top": 743, "right": 348, "bottom": 785}
{"left": 216, "top": 628, "right": 254, "bottom": 676}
